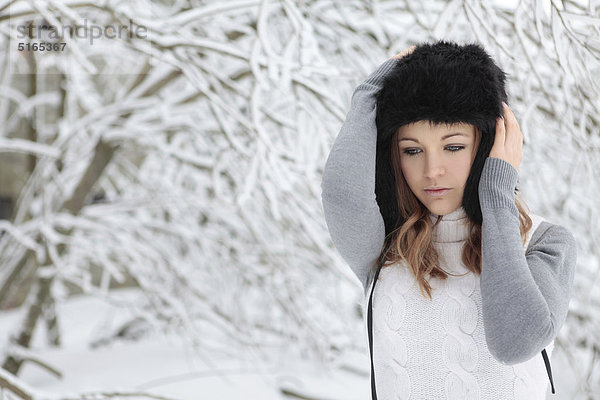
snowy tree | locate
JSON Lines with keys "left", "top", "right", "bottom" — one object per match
{"left": 0, "top": 0, "right": 598, "bottom": 398}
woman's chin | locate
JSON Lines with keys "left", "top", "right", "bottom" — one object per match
{"left": 425, "top": 203, "right": 459, "bottom": 217}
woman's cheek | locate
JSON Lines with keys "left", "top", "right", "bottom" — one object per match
{"left": 400, "top": 163, "right": 418, "bottom": 194}
{"left": 400, "top": 162, "right": 411, "bottom": 183}
{"left": 463, "top": 153, "right": 475, "bottom": 175}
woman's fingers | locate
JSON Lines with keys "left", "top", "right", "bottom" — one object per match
{"left": 503, "top": 103, "right": 522, "bottom": 138}
{"left": 490, "top": 111, "right": 506, "bottom": 160}
{"left": 502, "top": 102, "right": 523, "bottom": 159}
{"left": 491, "top": 102, "right": 523, "bottom": 171}
{"left": 502, "top": 102, "right": 514, "bottom": 136}
{"left": 392, "top": 45, "right": 416, "bottom": 59}
{"left": 496, "top": 114, "right": 506, "bottom": 145}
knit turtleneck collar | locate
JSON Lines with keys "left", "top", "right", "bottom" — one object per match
{"left": 428, "top": 206, "right": 470, "bottom": 243}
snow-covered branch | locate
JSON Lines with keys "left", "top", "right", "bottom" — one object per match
{"left": 0, "top": 0, "right": 598, "bottom": 397}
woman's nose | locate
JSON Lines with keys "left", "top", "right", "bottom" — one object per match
{"left": 424, "top": 156, "right": 445, "bottom": 178}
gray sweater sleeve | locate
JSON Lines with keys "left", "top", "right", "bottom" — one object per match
{"left": 478, "top": 156, "right": 578, "bottom": 365}
{"left": 320, "top": 58, "right": 398, "bottom": 293}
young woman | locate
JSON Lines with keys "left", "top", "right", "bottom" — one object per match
{"left": 321, "top": 41, "right": 577, "bottom": 399}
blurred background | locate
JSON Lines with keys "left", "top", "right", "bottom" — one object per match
{"left": 0, "top": 0, "right": 598, "bottom": 399}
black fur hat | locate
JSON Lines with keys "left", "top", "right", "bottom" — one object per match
{"left": 375, "top": 40, "right": 509, "bottom": 238}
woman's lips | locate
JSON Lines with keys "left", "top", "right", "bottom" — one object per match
{"left": 425, "top": 188, "right": 451, "bottom": 196}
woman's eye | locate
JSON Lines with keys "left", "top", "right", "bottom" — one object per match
{"left": 402, "top": 146, "right": 465, "bottom": 157}
{"left": 402, "top": 149, "right": 420, "bottom": 156}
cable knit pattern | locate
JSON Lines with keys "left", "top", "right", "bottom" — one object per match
{"left": 367, "top": 207, "right": 552, "bottom": 400}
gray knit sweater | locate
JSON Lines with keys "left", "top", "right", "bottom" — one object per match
{"left": 320, "top": 57, "right": 577, "bottom": 366}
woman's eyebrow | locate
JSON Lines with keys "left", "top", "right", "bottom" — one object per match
{"left": 398, "top": 133, "right": 468, "bottom": 143}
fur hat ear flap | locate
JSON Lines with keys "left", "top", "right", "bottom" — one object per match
{"left": 375, "top": 40, "right": 508, "bottom": 231}
{"left": 375, "top": 138, "right": 399, "bottom": 237}
{"left": 462, "top": 119, "right": 497, "bottom": 225}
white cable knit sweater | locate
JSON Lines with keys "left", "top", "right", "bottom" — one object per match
{"left": 366, "top": 206, "right": 553, "bottom": 400}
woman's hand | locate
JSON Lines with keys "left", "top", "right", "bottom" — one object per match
{"left": 392, "top": 45, "right": 416, "bottom": 60}
{"left": 490, "top": 102, "right": 523, "bottom": 173}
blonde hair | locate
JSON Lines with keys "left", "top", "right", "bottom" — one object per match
{"left": 371, "top": 125, "right": 533, "bottom": 300}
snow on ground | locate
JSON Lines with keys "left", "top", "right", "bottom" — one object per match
{"left": 0, "top": 289, "right": 370, "bottom": 399}
{"left": 0, "top": 288, "right": 584, "bottom": 399}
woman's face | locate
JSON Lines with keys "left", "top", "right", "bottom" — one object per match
{"left": 396, "top": 121, "right": 479, "bottom": 216}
